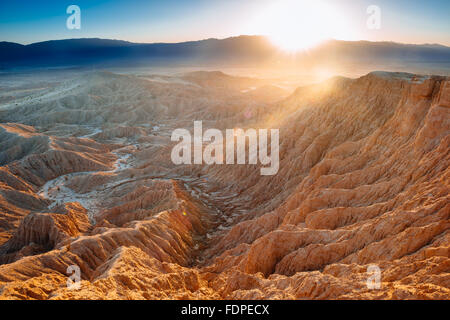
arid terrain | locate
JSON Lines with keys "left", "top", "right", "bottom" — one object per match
{"left": 0, "top": 69, "right": 448, "bottom": 299}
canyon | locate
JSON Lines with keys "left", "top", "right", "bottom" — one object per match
{"left": 0, "top": 69, "right": 448, "bottom": 299}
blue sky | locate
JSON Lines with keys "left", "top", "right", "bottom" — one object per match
{"left": 0, "top": 0, "right": 449, "bottom": 45}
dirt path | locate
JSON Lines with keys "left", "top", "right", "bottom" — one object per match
{"left": 38, "top": 145, "right": 135, "bottom": 221}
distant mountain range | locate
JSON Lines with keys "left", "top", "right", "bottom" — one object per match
{"left": 1, "top": 36, "right": 449, "bottom": 70}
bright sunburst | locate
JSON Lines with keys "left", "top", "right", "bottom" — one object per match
{"left": 251, "top": 0, "right": 349, "bottom": 52}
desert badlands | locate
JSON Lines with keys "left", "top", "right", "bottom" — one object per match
{"left": 0, "top": 69, "right": 448, "bottom": 300}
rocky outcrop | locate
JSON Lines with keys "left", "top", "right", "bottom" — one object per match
{"left": 0, "top": 202, "right": 90, "bottom": 264}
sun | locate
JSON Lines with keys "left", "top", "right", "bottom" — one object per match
{"left": 251, "top": 0, "right": 346, "bottom": 52}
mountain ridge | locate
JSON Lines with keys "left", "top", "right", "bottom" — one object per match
{"left": 3, "top": 35, "right": 450, "bottom": 48}
{"left": 1, "top": 36, "right": 449, "bottom": 70}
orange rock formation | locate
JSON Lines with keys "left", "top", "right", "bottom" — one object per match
{"left": 0, "top": 71, "right": 448, "bottom": 299}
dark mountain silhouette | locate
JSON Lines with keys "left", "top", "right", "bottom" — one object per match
{"left": 0, "top": 36, "right": 449, "bottom": 69}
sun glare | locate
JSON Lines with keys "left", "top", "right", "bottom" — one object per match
{"left": 252, "top": 0, "right": 349, "bottom": 52}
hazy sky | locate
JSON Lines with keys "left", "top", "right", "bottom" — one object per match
{"left": 0, "top": 0, "right": 449, "bottom": 45}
